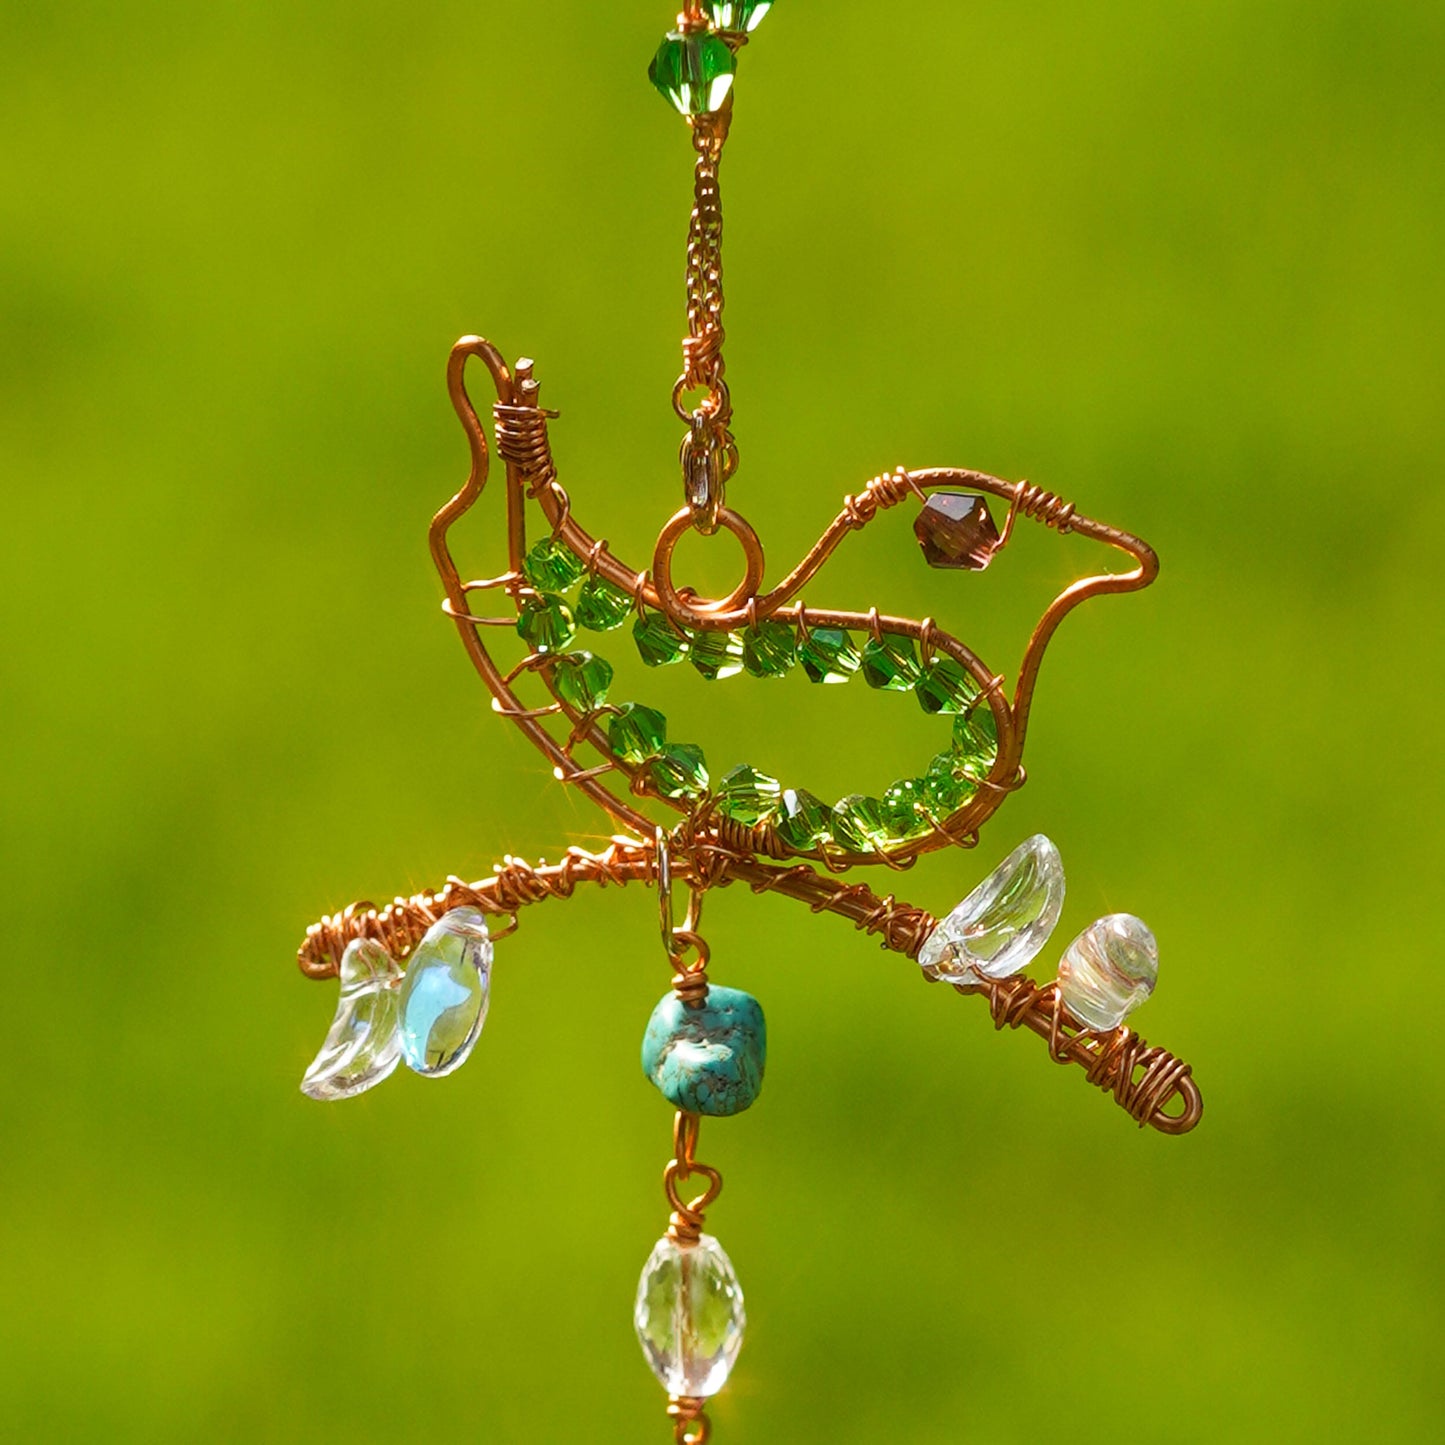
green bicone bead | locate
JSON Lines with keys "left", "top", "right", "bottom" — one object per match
{"left": 922, "top": 751, "right": 979, "bottom": 819}
{"left": 880, "top": 778, "right": 932, "bottom": 841}
{"left": 649, "top": 31, "right": 736, "bottom": 117}
{"left": 608, "top": 703, "right": 668, "bottom": 765}
{"left": 861, "top": 633, "right": 922, "bottom": 691}
{"left": 641, "top": 985, "right": 766, "bottom": 1117}
{"left": 551, "top": 651, "right": 613, "bottom": 713}
{"left": 915, "top": 654, "right": 981, "bottom": 715}
{"left": 522, "top": 537, "right": 585, "bottom": 595}
{"left": 575, "top": 573, "right": 632, "bottom": 632}
{"left": 741, "top": 620, "right": 797, "bottom": 678}
{"left": 717, "top": 764, "right": 782, "bottom": 826}
{"left": 953, "top": 705, "right": 1000, "bottom": 779}
{"left": 634, "top": 612, "right": 691, "bottom": 667}
{"left": 799, "top": 627, "right": 861, "bottom": 684}
{"left": 776, "top": 787, "right": 831, "bottom": 850}
{"left": 706, "top": 0, "right": 775, "bottom": 34}
{"left": 516, "top": 595, "right": 576, "bottom": 654}
{"left": 691, "top": 630, "right": 745, "bottom": 681}
{"left": 650, "top": 742, "right": 710, "bottom": 800}
{"left": 831, "top": 794, "right": 889, "bottom": 853}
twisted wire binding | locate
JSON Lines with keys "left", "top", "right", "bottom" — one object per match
{"left": 708, "top": 812, "right": 791, "bottom": 861}
{"left": 668, "top": 1397, "right": 711, "bottom": 1445}
{"left": 840, "top": 466, "right": 923, "bottom": 530}
{"left": 1012, "top": 480, "right": 1076, "bottom": 533}
{"left": 957, "top": 974, "right": 1202, "bottom": 1132}
{"left": 298, "top": 830, "right": 1199, "bottom": 1132}
{"left": 494, "top": 402, "right": 559, "bottom": 490}
{"left": 297, "top": 844, "right": 655, "bottom": 976}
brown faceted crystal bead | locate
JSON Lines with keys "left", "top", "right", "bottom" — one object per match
{"left": 914, "top": 492, "right": 1001, "bottom": 571}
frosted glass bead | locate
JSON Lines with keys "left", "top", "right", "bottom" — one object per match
{"left": 1057, "top": 914, "right": 1159, "bottom": 1032}
{"left": 397, "top": 907, "right": 492, "bottom": 1077}
{"left": 918, "top": 834, "right": 1064, "bottom": 983}
{"left": 634, "top": 1233, "right": 746, "bottom": 1398}
{"left": 300, "top": 938, "right": 404, "bottom": 1101}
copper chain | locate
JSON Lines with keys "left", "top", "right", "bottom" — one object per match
{"left": 675, "top": 109, "right": 738, "bottom": 535}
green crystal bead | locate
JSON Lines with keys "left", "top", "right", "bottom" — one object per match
{"left": 552, "top": 651, "right": 613, "bottom": 713}
{"left": 608, "top": 703, "right": 668, "bottom": 765}
{"left": 634, "top": 612, "right": 691, "bottom": 667}
{"left": 776, "top": 787, "right": 831, "bottom": 850}
{"left": 522, "top": 537, "right": 585, "bottom": 594}
{"left": 650, "top": 743, "right": 710, "bottom": 800}
{"left": 915, "top": 654, "right": 981, "bottom": 715}
{"left": 575, "top": 574, "right": 632, "bottom": 632}
{"left": 861, "top": 634, "right": 922, "bottom": 691}
{"left": 706, "top": 1, "right": 774, "bottom": 35}
{"left": 953, "top": 706, "right": 1000, "bottom": 779}
{"left": 799, "top": 627, "right": 861, "bottom": 684}
{"left": 922, "top": 751, "right": 979, "bottom": 819}
{"left": 831, "top": 794, "right": 889, "bottom": 853}
{"left": 717, "top": 764, "right": 782, "bottom": 826}
{"left": 649, "top": 31, "right": 736, "bottom": 117}
{"left": 691, "top": 630, "right": 745, "bottom": 682}
{"left": 741, "top": 620, "right": 797, "bottom": 678}
{"left": 880, "top": 778, "right": 932, "bottom": 841}
{"left": 516, "top": 595, "right": 576, "bottom": 654}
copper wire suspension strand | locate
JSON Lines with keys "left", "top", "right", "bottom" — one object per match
{"left": 665, "top": 1110, "right": 722, "bottom": 1246}
{"left": 296, "top": 837, "right": 1201, "bottom": 1135}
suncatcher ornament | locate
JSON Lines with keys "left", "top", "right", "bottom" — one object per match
{"left": 293, "top": 5, "right": 1202, "bottom": 1440}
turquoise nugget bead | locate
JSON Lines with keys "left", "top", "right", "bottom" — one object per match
{"left": 641, "top": 986, "right": 766, "bottom": 1117}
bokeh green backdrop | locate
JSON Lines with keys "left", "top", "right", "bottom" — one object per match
{"left": 5, "top": 1, "right": 1442, "bottom": 1440}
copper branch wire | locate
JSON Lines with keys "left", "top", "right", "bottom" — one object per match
{"left": 296, "top": 839, "right": 1201, "bottom": 1135}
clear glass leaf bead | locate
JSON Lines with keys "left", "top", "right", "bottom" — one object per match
{"left": 634, "top": 1233, "right": 746, "bottom": 1398}
{"left": 1057, "top": 913, "right": 1159, "bottom": 1032}
{"left": 397, "top": 907, "right": 493, "bottom": 1077}
{"left": 919, "top": 834, "right": 1065, "bottom": 983}
{"left": 300, "top": 937, "right": 404, "bottom": 1101}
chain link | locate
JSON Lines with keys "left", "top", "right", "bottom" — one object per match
{"left": 674, "top": 108, "right": 738, "bottom": 535}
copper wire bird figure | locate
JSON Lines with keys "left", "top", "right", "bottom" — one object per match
{"left": 293, "top": 8, "right": 1201, "bottom": 1440}
{"left": 296, "top": 327, "right": 1200, "bottom": 1133}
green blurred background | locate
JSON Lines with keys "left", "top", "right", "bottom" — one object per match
{"left": 4, "top": 1, "right": 1442, "bottom": 1440}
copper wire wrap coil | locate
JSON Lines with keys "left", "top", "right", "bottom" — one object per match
{"left": 297, "top": 837, "right": 1201, "bottom": 1135}
{"left": 668, "top": 1397, "right": 711, "bottom": 1445}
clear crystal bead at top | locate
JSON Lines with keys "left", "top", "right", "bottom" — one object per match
{"left": 634, "top": 1233, "right": 746, "bottom": 1399}
{"left": 397, "top": 907, "right": 493, "bottom": 1077}
{"left": 300, "top": 938, "right": 404, "bottom": 1101}
{"left": 918, "top": 834, "right": 1065, "bottom": 983}
{"left": 1057, "top": 914, "right": 1159, "bottom": 1032}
